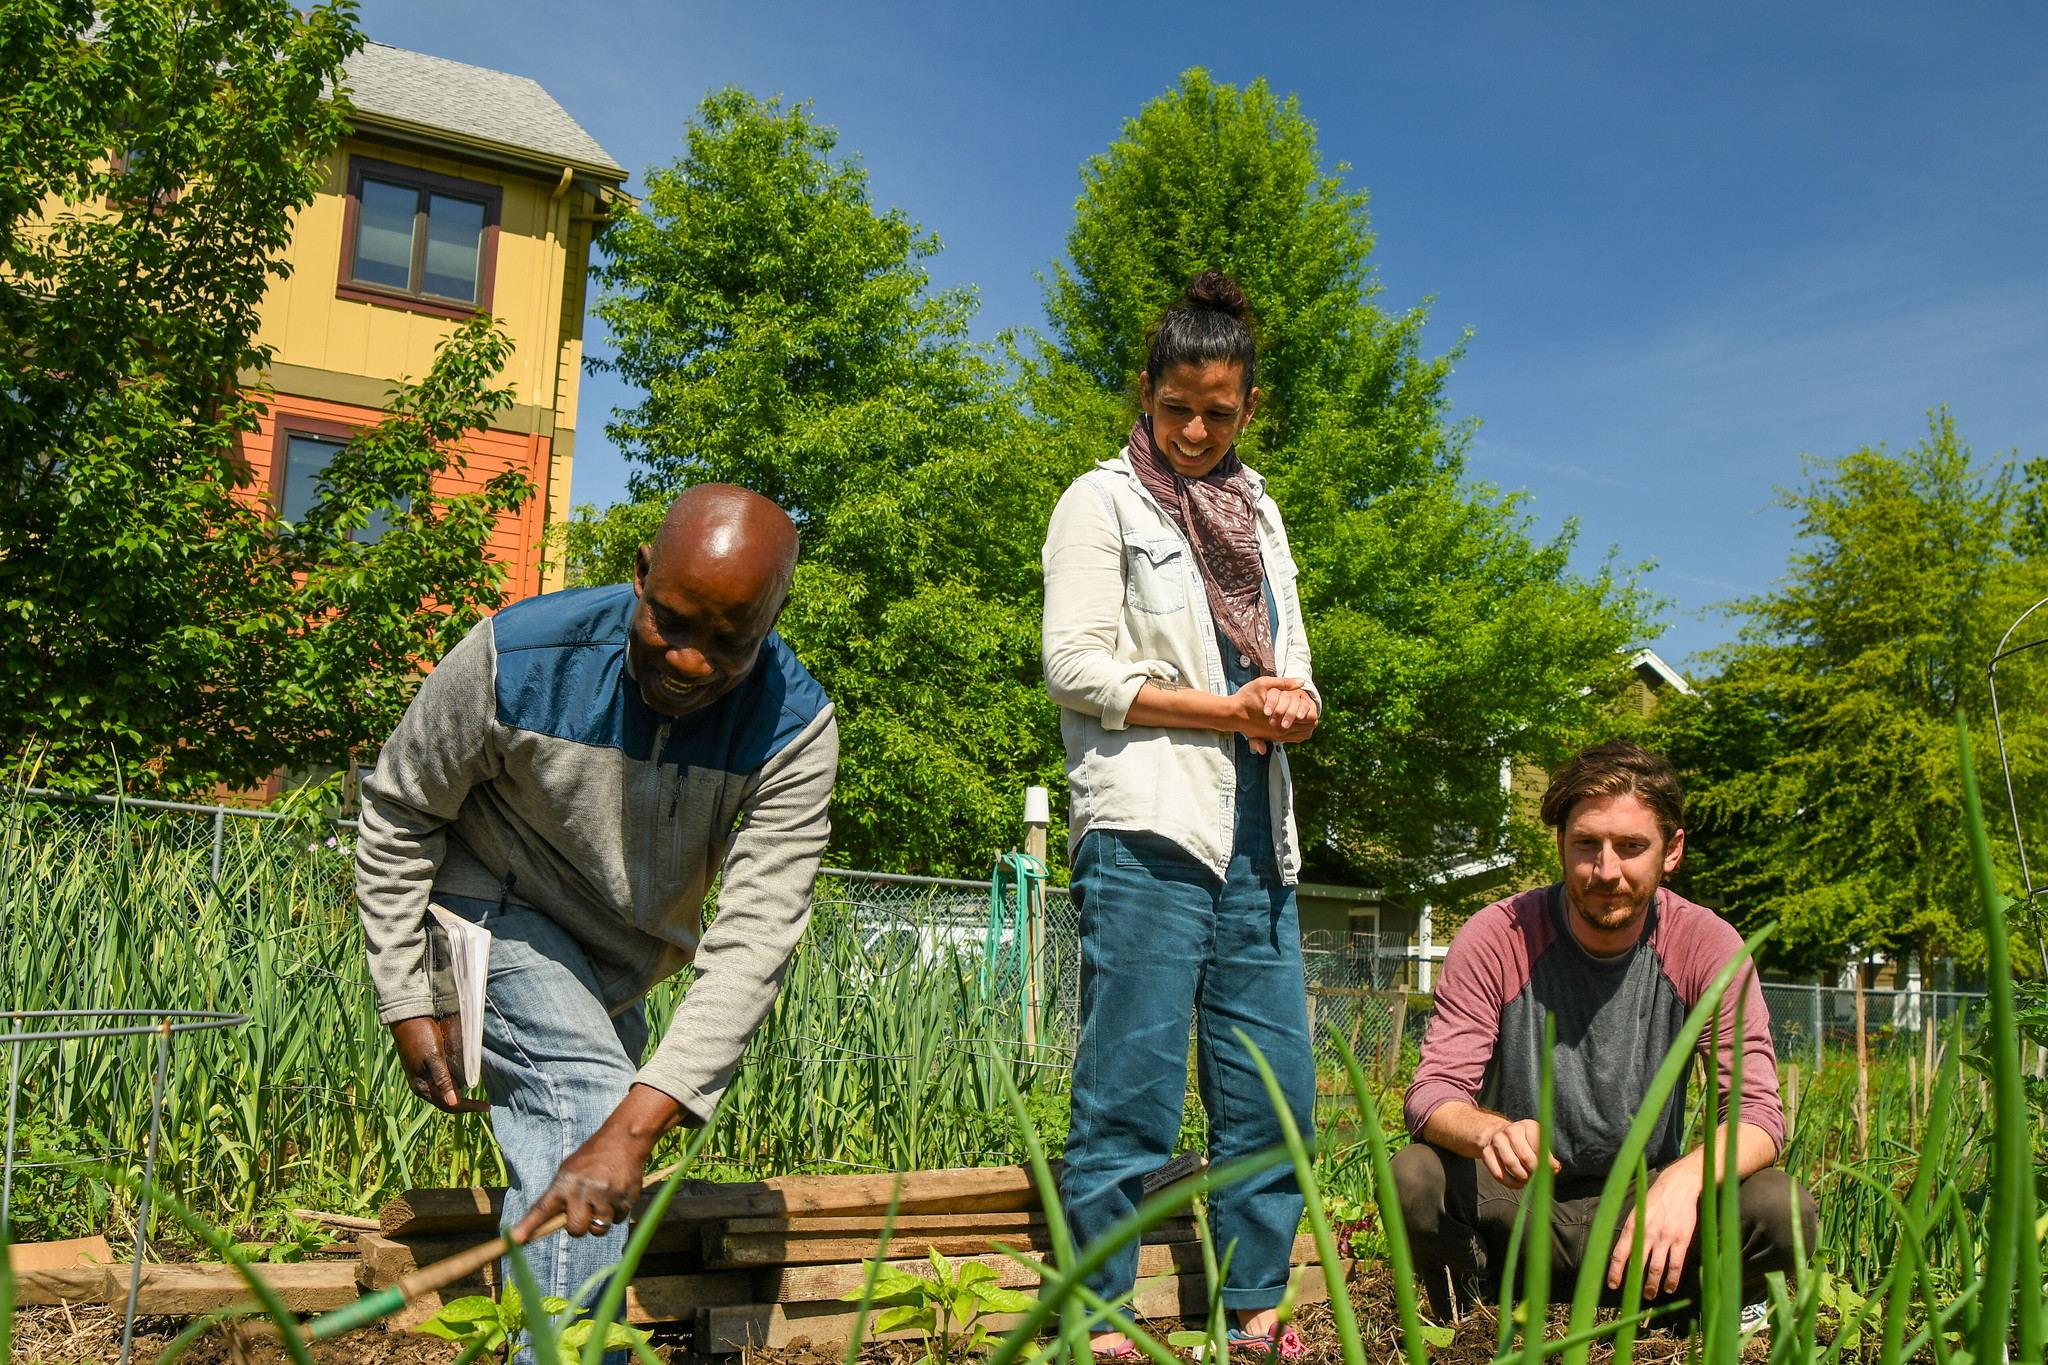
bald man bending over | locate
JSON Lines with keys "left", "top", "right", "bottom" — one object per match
{"left": 355, "top": 485, "right": 835, "bottom": 1322}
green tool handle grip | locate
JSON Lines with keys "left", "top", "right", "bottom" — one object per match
{"left": 305, "top": 1284, "right": 406, "bottom": 1340}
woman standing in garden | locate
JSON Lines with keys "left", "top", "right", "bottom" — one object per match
{"left": 1042, "top": 271, "right": 1321, "bottom": 1359}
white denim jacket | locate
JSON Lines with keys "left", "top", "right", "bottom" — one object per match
{"left": 1041, "top": 450, "right": 1318, "bottom": 883}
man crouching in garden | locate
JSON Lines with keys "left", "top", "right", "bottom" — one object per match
{"left": 354, "top": 484, "right": 836, "bottom": 1323}
{"left": 1394, "top": 741, "right": 1816, "bottom": 1328}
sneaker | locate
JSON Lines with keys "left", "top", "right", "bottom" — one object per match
{"left": 1226, "top": 1325, "right": 1307, "bottom": 1358}
{"left": 1739, "top": 1302, "right": 1770, "bottom": 1336}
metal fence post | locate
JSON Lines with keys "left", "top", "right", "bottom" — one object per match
{"left": 1, "top": 1015, "right": 19, "bottom": 1238}
{"left": 1022, "top": 787, "right": 1048, "bottom": 1049}
{"left": 210, "top": 807, "right": 225, "bottom": 886}
{"left": 1418, "top": 902, "right": 1434, "bottom": 993}
{"left": 1812, "top": 982, "right": 1823, "bottom": 1072}
{"left": 118, "top": 1019, "right": 172, "bottom": 1365}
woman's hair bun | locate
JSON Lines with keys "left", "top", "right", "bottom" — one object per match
{"left": 1143, "top": 270, "right": 1259, "bottom": 395}
{"left": 1180, "top": 270, "right": 1251, "bottom": 322}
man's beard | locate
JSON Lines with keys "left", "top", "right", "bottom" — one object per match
{"left": 1567, "top": 875, "right": 1661, "bottom": 934}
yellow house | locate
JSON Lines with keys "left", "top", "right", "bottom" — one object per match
{"left": 241, "top": 41, "right": 630, "bottom": 600}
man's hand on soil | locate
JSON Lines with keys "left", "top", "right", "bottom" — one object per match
{"left": 1478, "top": 1116, "right": 1560, "bottom": 1189}
{"left": 391, "top": 1016, "right": 490, "bottom": 1114}
{"left": 511, "top": 1085, "right": 695, "bottom": 1243}
{"left": 1609, "top": 1163, "right": 1701, "bottom": 1297}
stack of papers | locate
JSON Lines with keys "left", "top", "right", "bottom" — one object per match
{"left": 428, "top": 905, "right": 492, "bottom": 1090}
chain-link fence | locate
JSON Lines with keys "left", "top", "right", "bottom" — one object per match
{"left": 1300, "top": 930, "right": 1416, "bottom": 1101}
{"left": 2, "top": 787, "right": 359, "bottom": 927}
{"left": 4, "top": 789, "right": 1998, "bottom": 1133}
{"left": 807, "top": 869, "right": 1080, "bottom": 1049}
{"left": 1757, "top": 982, "right": 1988, "bottom": 1069}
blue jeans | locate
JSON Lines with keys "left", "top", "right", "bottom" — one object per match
{"left": 435, "top": 894, "right": 644, "bottom": 1361}
{"left": 1060, "top": 827, "right": 1316, "bottom": 1312}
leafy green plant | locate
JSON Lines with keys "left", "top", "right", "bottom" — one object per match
{"left": 0, "top": 1114, "right": 112, "bottom": 1243}
{"left": 837, "top": 1246, "right": 1035, "bottom": 1361}
{"left": 4, "top": 719, "right": 2041, "bottom": 1365}
{"left": 417, "top": 1287, "right": 561, "bottom": 1358}
{"left": 1319, "top": 1194, "right": 1386, "bottom": 1263}
{"left": 231, "top": 1211, "right": 334, "bottom": 1264}
{"left": 416, "top": 1287, "right": 652, "bottom": 1364}
{"left": 2010, "top": 979, "right": 2048, "bottom": 1126}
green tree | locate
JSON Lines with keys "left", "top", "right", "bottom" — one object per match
{"left": 0, "top": 1, "right": 533, "bottom": 795}
{"left": 569, "top": 90, "right": 1067, "bottom": 873}
{"left": 1033, "top": 70, "right": 1655, "bottom": 900}
{"left": 1653, "top": 411, "right": 2048, "bottom": 978}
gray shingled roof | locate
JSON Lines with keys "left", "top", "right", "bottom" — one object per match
{"left": 342, "top": 42, "right": 626, "bottom": 177}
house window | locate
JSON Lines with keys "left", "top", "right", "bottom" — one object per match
{"left": 339, "top": 158, "right": 501, "bottom": 317}
{"left": 276, "top": 431, "right": 404, "bottom": 543}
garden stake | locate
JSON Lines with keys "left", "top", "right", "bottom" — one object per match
{"left": 1, "top": 1014, "right": 18, "bottom": 1238}
{"left": 298, "top": 1160, "right": 685, "bottom": 1342}
{"left": 117, "top": 1019, "right": 171, "bottom": 1365}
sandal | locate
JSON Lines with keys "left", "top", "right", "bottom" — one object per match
{"left": 1226, "top": 1324, "right": 1307, "bottom": 1358}
{"left": 1091, "top": 1339, "right": 1139, "bottom": 1360}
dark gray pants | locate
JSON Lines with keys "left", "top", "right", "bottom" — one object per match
{"left": 1390, "top": 1142, "right": 1818, "bottom": 1323}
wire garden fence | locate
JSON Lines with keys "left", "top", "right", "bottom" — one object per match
{"left": 0, "top": 789, "right": 1997, "bottom": 1212}
{"left": 0, "top": 1010, "right": 249, "bottom": 1365}
{"left": 1758, "top": 982, "right": 1988, "bottom": 1070}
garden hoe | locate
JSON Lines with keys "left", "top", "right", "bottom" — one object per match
{"left": 296, "top": 1160, "right": 686, "bottom": 1342}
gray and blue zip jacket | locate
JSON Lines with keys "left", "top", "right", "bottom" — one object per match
{"left": 355, "top": 583, "right": 838, "bottom": 1121}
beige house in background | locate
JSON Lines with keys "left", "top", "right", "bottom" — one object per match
{"left": 240, "top": 41, "right": 629, "bottom": 599}
{"left": 1299, "top": 647, "right": 1700, "bottom": 986}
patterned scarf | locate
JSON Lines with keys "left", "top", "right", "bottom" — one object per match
{"left": 1128, "top": 418, "right": 1274, "bottom": 676}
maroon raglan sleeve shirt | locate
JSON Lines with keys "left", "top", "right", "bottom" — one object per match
{"left": 1404, "top": 885, "right": 1783, "bottom": 1178}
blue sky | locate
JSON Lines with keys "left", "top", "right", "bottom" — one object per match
{"left": 355, "top": 1, "right": 2048, "bottom": 666}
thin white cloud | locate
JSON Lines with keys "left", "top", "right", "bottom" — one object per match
{"left": 1663, "top": 569, "right": 1750, "bottom": 595}
{"left": 1468, "top": 438, "right": 1654, "bottom": 494}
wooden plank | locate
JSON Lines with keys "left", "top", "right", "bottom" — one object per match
{"left": 15, "top": 1261, "right": 360, "bottom": 1313}
{"left": 695, "top": 1263, "right": 1345, "bottom": 1352}
{"left": 380, "top": 1157, "right": 1214, "bottom": 1239}
{"left": 716, "top": 1212, "right": 1199, "bottom": 1238}
{"left": 656, "top": 1167, "right": 1053, "bottom": 1221}
{"left": 357, "top": 1232, "right": 496, "bottom": 1298}
{"left": 720, "top": 1213, "right": 1048, "bottom": 1236}
{"left": 757, "top": 1238, "right": 1232, "bottom": 1303}
{"left": 9, "top": 1236, "right": 114, "bottom": 1272}
{"left": 291, "top": 1208, "right": 381, "bottom": 1232}
{"left": 377, "top": 1187, "right": 505, "bottom": 1238}
{"left": 699, "top": 1300, "right": 1029, "bottom": 1352}
{"left": 708, "top": 1221, "right": 1199, "bottom": 1270}
{"left": 379, "top": 1167, "right": 1045, "bottom": 1240}
{"left": 622, "top": 1271, "right": 760, "bottom": 1322}
{"left": 711, "top": 1230, "right": 1052, "bottom": 1268}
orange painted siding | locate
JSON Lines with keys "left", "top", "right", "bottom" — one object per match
{"left": 244, "top": 390, "right": 553, "bottom": 606}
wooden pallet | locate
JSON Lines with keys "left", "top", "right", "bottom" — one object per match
{"left": 363, "top": 1159, "right": 1352, "bottom": 1351}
